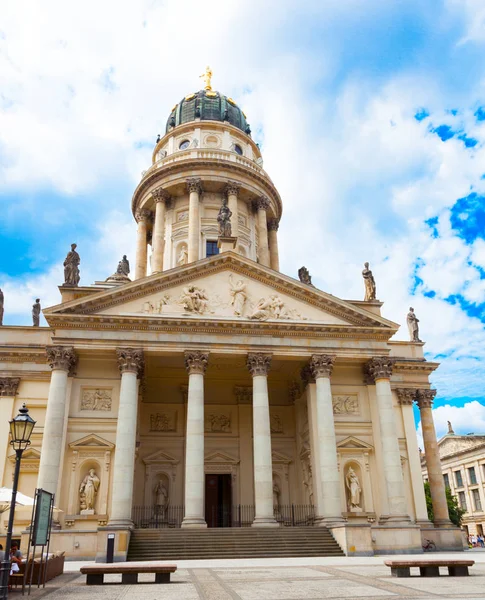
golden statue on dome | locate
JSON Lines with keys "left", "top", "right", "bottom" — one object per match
{"left": 200, "top": 66, "right": 213, "bottom": 91}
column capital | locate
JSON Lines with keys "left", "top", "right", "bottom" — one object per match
{"left": 310, "top": 354, "right": 335, "bottom": 379}
{"left": 186, "top": 178, "right": 203, "bottom": 194}
{"left": 135, "top": 208, "right": 153, "bottom": 223}
{"left": 224, "top": 180, "right": 241, "bottom": 197}
{"left": 185, "top": 350, "right": 209, "bottom": 375}
{"left": 395, "top": 388, "right": 417, "bottom": 405}
{"left": 117, "top": 348, "right": 145, "bottom": 377}
{"left": 267, "top": 218, "right": 279, "bottom": 231}
{"left": 416, "top": 388, "right": 437, "bottom": 409}
{"left": 234, "top": 385, "right": 252, "bottom": 404}
{"left": 46, "top": 346, "right": 77, "bottom": 374}
{"left": 364, "top": 356, "right": 394, "bottom": 382}
{"left": 152, "top": 187, "right": 171, "bottom": 203}
{"left": 254, "top": 196, "right": 270, "bottom": 211}
{"left": 247, "top": 352, "right": 272, "bottom": 376}
{"left": 0, "top": 377, "right": 20, "bottom": 397}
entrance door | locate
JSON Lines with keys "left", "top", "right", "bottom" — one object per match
{"left": 205, "top": 474, "right": 232, "bottom": 527}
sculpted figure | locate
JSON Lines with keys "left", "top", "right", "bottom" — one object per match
{"left": 116, "top": 255, "right": 130, "bottom": 277}
{"left": 249, "top": 297, "right": 273, "bottom": 321}
{"left": 63, "top": 243, "right": 81, "bottom": 287}
{"left": 298, "top": 266, "right": 312, "bottom": 285}
{"left": 154, "top": 480, "right": 168, "bottom": 513}
{"left": 447, "top": 420, "right": 454, "bottom": 434}
{"left": 273, "top": 482, "right": 281, "bottom": 508}
{"left": 346, "top": 467, "right": 362, "bottom": 512}
{"left": 32, "top": 299, "right": 41, "bottom": 327}
{"left": 217, "top": 198, "right": 232, "bottom": 237}
{"left": 229, "top": 275, "right": 247, "bottom": 316}
{"left": 79, "top": 469, "right": 100, "bottom": 512}
{"left": 362, "top": 262, "right": 376, "bottom": 301}
{"left": 0, "top": 288, "right": 4, "bottom": 326}
{"left": 178, "top": 246, "right": 188, "bottom": 266}
{"left": 180, "top": 286, "right": 208, "bottom": 314}
{"left": 407, "top": 307, "right": 421, "bottom": 342}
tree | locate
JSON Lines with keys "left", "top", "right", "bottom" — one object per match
{"left": 424, "top": 482, "right": 466, "bottom": 527}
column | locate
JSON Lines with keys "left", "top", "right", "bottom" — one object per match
{"left": 225, "top": 181, "right": 241, "bottom": 240}
{"left": 182, "top": 351, "right": 209, "bottom": 528}
{"left": 151, "top": 188, "right": 171, "bottom": 273}
{"left": 187, "top": 178, "right": 202, "bottom": 263}
{"left": 255, "top": 196, "right": 270, "bottom": 267}
{"left": 0, "top": 378, "right": 20, "bottom": 485}
{"left": 135, "top": 208, "right": 152, "bottom": 280}
{"left": 365, "top": 357, "right": 409, "bottom": 522}
{"left": 267, "top": 219, "right": 280, "bottom": 271}
{"left": 247, "top": 353, "right": 278, "bottom": 527}
{"left": 309, "top": 355, "right": 344, "bottom": 524}
{"left": 396, "top": 389, "right": 430, "bottom": 524}
{"left": 108, "top": 348, "right": 144, "bottom": 527}
{"left": 38, "top": 347, "right": 77, "bottom": 495}
{"left": 416, "top": 388, "right": 451, "bottom": 527}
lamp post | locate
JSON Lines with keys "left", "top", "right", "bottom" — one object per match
{"left": 0, "top": 404, "right": 36, "bottom": 600}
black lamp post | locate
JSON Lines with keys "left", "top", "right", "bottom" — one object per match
{"left": 0, "top": 404, "right": 36, "bottom": 600}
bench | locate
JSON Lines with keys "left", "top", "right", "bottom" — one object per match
{"left": 80, "top": 562, "right": 177, "bottom": 585}
{"left": 385, "top": 559, "right": 474, "bottom": 578}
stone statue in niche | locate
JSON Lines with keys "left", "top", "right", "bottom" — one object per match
{"left": 79, "top": 469, "right": 100, "bottom": 514}
{"left": 332, "top": 395, "right": 359, "bottom": 415}
{"left": 32, "top": 299, "right": 41, "bottom": 327}
{"left": 270, "top": 413, "right": 283, "bottom": 434}
{"left": 362, "top": 262, "right": 376, "bottom": 301}
{"left": 81, "top": 389, "right": 112, "bottom": 411}
{"left": 298, "top": 266, "right": 313, "bottom": 286}
{"left": 179, "top": 286, "right": 209, "bottom": 314}
{"left": 150, "top": 412, "right": 175, "bottom": 432}
{"left": 407, "top": 307, "right": 421, "bottom": 342}
{"left": 217, "top": 198, "right": 232, "bottom": 237}
{"left": 178, "top": 246, "right": 188, "bottom": 266}
{"left": 208, "top": 413, "right": 231, "bottom": 432}
{"left": 229, "top": 275, "right": 247, "bottom": 316}
{"left": 302, "top": 458, "right": 314, "bottom": 506}
{"left": 154, "top": 480, "right": 169, "bottom": 515}
{"left": 346, "top": 467, "right": 362, "bottom": 512}
{"left": 273, "top": 482, "right": 281, "bottom": 508}
{"left": 63, "top": 243, "right": 81, "bottom": 287}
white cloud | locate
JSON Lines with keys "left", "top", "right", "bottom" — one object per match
{"left": 416, "top": 401, "right": 485, "bottom": 448}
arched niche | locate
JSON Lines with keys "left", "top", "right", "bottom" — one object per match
{"left": 343, "top": 460, "right": 365, "bottom": 513}
{"left": 77, "top": 458, "right": 101, "bottom": 514}
{"left": 336, "top": 436, "right": 375, "bottom": 520}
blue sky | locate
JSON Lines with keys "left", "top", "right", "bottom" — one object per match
{"left": 1, "top": 0, "right": 485, "bottom": 442}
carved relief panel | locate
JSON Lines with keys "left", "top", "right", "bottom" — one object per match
{"left": 80, "top": 388, "right": 112, "bottom": 412}
{"left": 332, "top": 394, "right": 359, "bottom": 416}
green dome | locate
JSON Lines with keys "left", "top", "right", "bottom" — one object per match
{"left": 166, "top": 90, "right": 251, "bottom": 136}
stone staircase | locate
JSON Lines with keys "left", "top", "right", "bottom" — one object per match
{"left": 127, "top": 527, "right": 344, "bottom": 560}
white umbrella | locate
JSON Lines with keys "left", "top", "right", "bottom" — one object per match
{"left": 0, "top": 486, "right": 34, "bottom": 513}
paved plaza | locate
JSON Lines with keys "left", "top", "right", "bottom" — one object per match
{"left": 13, "top": 550, "right": 485, "bottom": 600}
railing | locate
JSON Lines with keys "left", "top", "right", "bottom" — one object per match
{"left": 132, "top": 504, "right": 316, "bottom": 528}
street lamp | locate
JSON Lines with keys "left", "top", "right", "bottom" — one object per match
{"left": 0, "top": 404, "right": 36, "bottom": 600}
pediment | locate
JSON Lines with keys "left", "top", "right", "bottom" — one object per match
{"left": 205, "top": 451, "right": 239, "bottom": 464}
{"left": 44, "top": 253, "right": 397, "bottom": 333}
{"left": 143, "top": 450, "right": 179, "bottom": 465}
{"left": 272, "top": 450, "right": 292, "bottom": 464}
{"left": 438, "top": 435, "right": 485, "bottom": 458}
{"left": 337, "top": 436, "right": 374, "bottom": 451}
{"left": 9, "top": 447, "right": 41, "bottom": 463}
{"left": 69, "top": 434, "right": 115, "bottom": 450}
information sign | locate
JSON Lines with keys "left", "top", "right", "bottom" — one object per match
{"left": 32, "top": 489, "right": 53, "bottom": 546}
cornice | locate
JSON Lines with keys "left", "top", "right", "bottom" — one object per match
{"left": 392, "top": 359, "right": 439, "bottom": 374}
{"left": 0, "top": 349, "right": 49, "bottom": 365}
{"left": 44, "top": 253, "right": 397, "bottom": 332}
{"left": 132, "top": 157, "right": 282, "bottom": 219}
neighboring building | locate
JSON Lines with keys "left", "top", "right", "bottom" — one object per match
{"left": 421, "top": 425, "right": 485, "bottom": 537}
{"left": 0, "top": 73, "right": 463, "bottom": 559}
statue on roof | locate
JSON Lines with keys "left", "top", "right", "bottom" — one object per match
{"left": 32, "top": 299, "right": 41, "bottom": 327}
{"left": 63, "top": 243, "right": 81, "bottom": 287}
{"left": 298, "top": 266, "right": 313, "bottom": 286}
{"left": 447, "top": 420, "right": 455, "bottom": 435}
{"left": 362, "top": 262, "right": 376, "bottom": 301}
{"left": 116, "top": 255, "right": 130, "bottom": 277}
{"left": 200, "top": 65, "right": 213, "bottom": 91}
{"left": 407, "top": 307, "right": 421, "bottom": 342}
{"left": 217, "top": 198, "right": 232, "bottom": 237}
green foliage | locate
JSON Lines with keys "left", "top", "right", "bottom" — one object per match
{"left": 424, "top": 482, "right": 466, "bottom": 527}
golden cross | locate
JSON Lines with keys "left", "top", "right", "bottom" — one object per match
{"left": 200, "top": 66, "right": 213, "bottom": 91}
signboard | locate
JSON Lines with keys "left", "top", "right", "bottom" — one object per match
{"left": 32, "top": 489, "right": 53, "bottom": 546}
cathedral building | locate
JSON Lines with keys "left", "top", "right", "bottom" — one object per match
{"left": 0, "top": 72, "right": 463, "bottom": 560}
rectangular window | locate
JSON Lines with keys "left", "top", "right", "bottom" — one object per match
{"left": 472, "top": 489, "right": 482, "bottom": 512}
{"left": 206, "top": 240, "right": 219, "bottom": 258}
{"left": 443, "top": 473, "right": 450, "bottom": 488}
{"left": 455, "top": 470, "right": 463, "bottom": 487}
{"left": 458, "top": 491, "right": 467, "bottom": 511}
{"left": 468, "top": 467, "right": 477, "bottom": 485}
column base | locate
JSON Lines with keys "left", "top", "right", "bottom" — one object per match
{"left": 181, "top": 518, "right": 207, "bottom": 528}
{"left": 252, "top": 517, "right": 279, "bottom": 528}
{"left": 433, "top": 518, "right": 453, "bottom": 528}
{"left": 379, "top": 514, "right": 411, "bottom": 525}
{"left": 315, "top": 516, "right": 346, "bottom": 527}
{"left": 106, "top": 519, "right": 134, "bottom": 530}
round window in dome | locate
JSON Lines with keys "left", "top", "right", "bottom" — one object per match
{"left": 179, "top": 139, "right": 190, "bottom": 150}
{"left": 234, "top": 144, "right": 243, "bottom": 156}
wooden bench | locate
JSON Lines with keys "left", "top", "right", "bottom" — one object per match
{"left": 80, "top": 562, "right": 177, "bottom": 585}
{"left": 385, "top": 559, "right": 474, "bottom": 578}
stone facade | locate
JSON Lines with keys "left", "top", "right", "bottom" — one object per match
{"left": 0, "top": 82, "right": 462, "bottom": 560}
